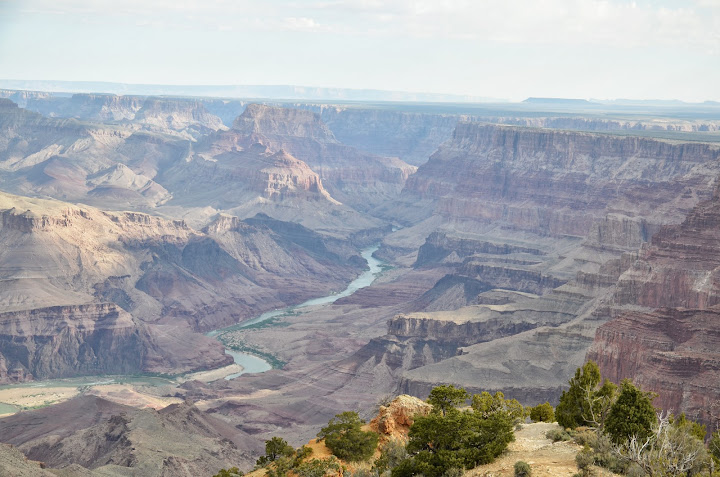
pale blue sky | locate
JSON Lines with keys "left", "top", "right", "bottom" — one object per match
{"left": 1, "top": 0, "right": 719, "bottom": 101}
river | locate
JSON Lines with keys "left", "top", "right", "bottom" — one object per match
{"left": 211, "top": 246, "right": 385, "bottom": 379}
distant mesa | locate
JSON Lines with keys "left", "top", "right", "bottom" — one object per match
{"left": 523, "top": 97, "right": 595, "bottom": 104}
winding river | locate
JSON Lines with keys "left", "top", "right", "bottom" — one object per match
{"left": 211, "top": 246, "right": 385, "bottom": 379}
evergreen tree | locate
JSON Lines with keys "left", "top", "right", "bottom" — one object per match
{"left": 427, "top": 384, "right": 469, "bottom": 416}
{"left": 393, "top": 386, "right": 514, "bottom": 477}
{"left": 256, "top": 436, "right": 295, "bottom": 467}
{"left": 605, "top": 379, "right": 657, "bottom": 444}
{"left": 317, "top": 411, "right": 379, "bottom": 462}
{"left": 556, "top": 361, "right": 616, "bottom": 429}
{"left": 529, "top": 402, "right": 554, "bottom": 423}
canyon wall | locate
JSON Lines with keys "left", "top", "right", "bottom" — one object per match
{"left": 0, "top": 191, "right": 365, "bottom": 382}
{"left": 399, "top": 122, "right": 720, "bottom": 235}
{"left": 587, "top": 190, "right": 720, "bottom": 422}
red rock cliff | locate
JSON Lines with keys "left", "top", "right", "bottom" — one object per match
{"left": 587, "top": 190, "right": 720, "bottom": 422}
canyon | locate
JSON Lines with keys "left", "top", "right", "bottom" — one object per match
{"left": 0, "top": 89, "right": 719, "bottom": 476}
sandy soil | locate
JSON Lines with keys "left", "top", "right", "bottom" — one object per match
{"left": 0, "top": 386, "right": 80, "bottom": 415}
{"left": 0, "top": 381, "right": 185, "bottom": 417}
{"left": 85, "top": 384, "right": 183, "bottom": 409}
{"left": 467, "top": 422, "right": 617, "bottom": 477}
{"left": 178, "top": 363, "right": 244, "bottom": 383}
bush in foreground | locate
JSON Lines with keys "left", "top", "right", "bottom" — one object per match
{"left": 514, "top": 460, "right": 532, "bottom": 476}
{"left": 529, "top": 402, "right": 554, "bottom": 423}
{"left": 318, "top": 411, "right": 379, "bottom": 462}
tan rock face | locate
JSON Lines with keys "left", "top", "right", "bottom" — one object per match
{"left": 0, "top": 190, "right": 366, "bottom": 383}
{"left": 227, "top": 104, "right": 416, "bottom": 212}
{"left": 369, "top": 395, "right": 432, "bottom": 440}
{"left": 233, "top": 103, "right": 337, "bottom": 142}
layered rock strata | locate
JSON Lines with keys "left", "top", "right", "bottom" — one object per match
{"left": 0, "top": 191, "right": 364, "bottom": 382}
{"left": 398, "top": 122, "right": 720, "bottom": 235}
{"left": 587, "top": 190, "right": 720, "bottom": 422}
{"left": 226, "top": 104, "right": 416, "bottom": 213}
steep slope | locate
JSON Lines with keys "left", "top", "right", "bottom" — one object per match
{"left": 0, "top": 396, "right": 261, "bottom": 476}
{"left": 354, "top": 123, "right": 720, "bottom": 406}
{"left": 0, "top": 191, "right": 365, "bottom": 382}
{"left": 395, "top": 122, "right": 719, "bottom": 233}
{"left": 0, "top": 98, "right": 188, "bottom": 209}
{"left": 227, "top": 104, "right": 416, "bottom": 213}
{"left": 160, "top": 134, "right": 373, "bottom": 235}
{"left": 587, "top": 188, "right": 720, "bottom": 423}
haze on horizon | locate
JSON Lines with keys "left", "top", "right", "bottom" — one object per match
{"left": 1, "top": 0, "right": 719, "bottom": 103}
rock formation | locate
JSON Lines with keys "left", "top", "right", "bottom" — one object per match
{"left": 0, "top": 191, "right": 365, "bottom": 382}
{"left": 369, "top": 395, "right": 432, "bottom": 441}
{"left": 587, "top": 188, "right": 720, "bottom": 423}
{"left": 315, "top": 107, "right": 461, "bottom": 166}
{"left": 397, "top": 122, "right": 719, "bottom": 234}
{"left": 0, "top": 395, "right": 261, "bottom": 476}
{"left": 345, "top": 122, "right": 720, "bottom": 407}
{"left": 227, "top": 104, "right": 416, "bottom": 213}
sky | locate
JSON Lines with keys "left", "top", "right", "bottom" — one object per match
{"left": 0, "top": 0, "right": 719, "bottom": 102}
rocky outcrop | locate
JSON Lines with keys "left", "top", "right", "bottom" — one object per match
{"left": 166, "top": 140, "right": 341, "bottom": 210}
{"left": 587, "top": 190, "right": 720, "bottom": 422}
{"left": 227, "top": 104, "right": 416, "bottom": 213}
{"left": 0, "top": 443, "right": 60, "bottom": 477}
{"left": 369, "top": 395, "right": 431, "bottom": 440}
{"left": 492, "top": 116, "right": 720, "bottom": 134}
{"left": 6, "top": 93, "right": 225, "bottom": 137}
{"left": 0, "top": 304, "right": 145, "bottom": 382}
{"left": 0, "top": 100, "right": 193, "bottom": 209}
{"left": 415, "top": 231, "right": 544, "bottom": 267}
{"left": 134, "top": 97, "right": 225, "bottom": 134}
{"left": 233, "top": 104, "right": 337, "bottom": 142}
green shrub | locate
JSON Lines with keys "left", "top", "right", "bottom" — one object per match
{"left": 428, "top": 385, "right": 469, "bottom": 416}
{"left": 575, "top": 446, "right": 594, "bottom": 476}
{"left": 471, "top": 391, "right": 525, "bottom": 421}
{"left": 546, "top": 428, "right": 572, "bottom": 442}
{"left": 318, "top": 412, "right": 379, "bottom": 462}
{"left": 392, "top": 398, "right": 514, "bottom": 477}
{"left": 604, "top": 380, "right": 657, "bottom": 444}
{"left": 213, "top": 467, "right": 244, "bottom": 477}
{"left": 514, "top": 460, "right": 532, "bottom": 477}
{"left": 585, "top": 432, "right": 627, "bottom": 474}
{"left": 373, "top": 439, "right": 408, "bottom": 475}
{"left": 294, "top": 457, "right": 342, "bottom": 477}
{"left": 572, "top": 429, "right": 596, "bottom": 447}
{"left": 556, "top": 361, "right": 616, "bottom": 430}
{"left": 441, "top": 468, "right": 463, "bottom": 477}
{"left": 256, "top": 436, "right": 295, "bottom": 467}
{"left": 351, "top": 467, "right": 379, "bottom": 477}
{"left": 529, "top": 402, "right": 554, "bottom": 423}
{"left": 711, "top": 429, "right": 720, "bottom": 464}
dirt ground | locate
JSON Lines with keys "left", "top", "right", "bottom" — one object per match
{"left": 0, "top": 386, "right": 79, "bottom": 415}
{"left": 85, "top": 384, "right": 183, "bottom": 409}
{"left": 178, "top": 363, "right": 244, "bottom": 383}
{"left": 467, "top": 422, "right": 616, "bottom": 477}
{"left": 0, "top": 382, "right": 183, "bottom": 417}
